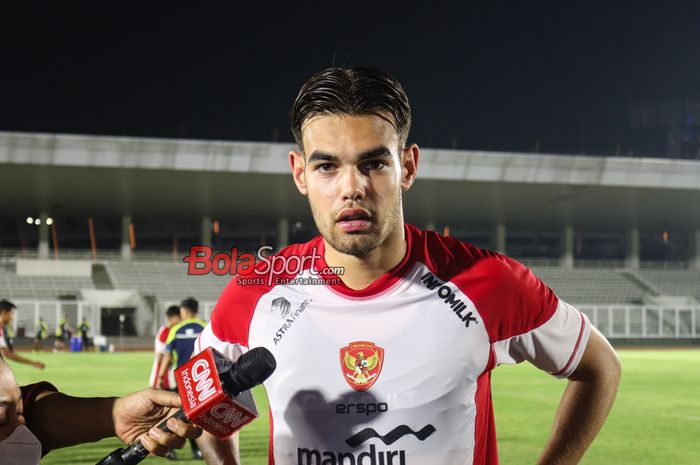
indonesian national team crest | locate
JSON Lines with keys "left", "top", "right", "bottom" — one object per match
{"left": 340, "top": 341, "right": 384, "bottom": 391}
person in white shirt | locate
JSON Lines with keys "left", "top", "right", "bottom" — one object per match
{"left": 193, "top": 66, "right": 621, "bottom": 465}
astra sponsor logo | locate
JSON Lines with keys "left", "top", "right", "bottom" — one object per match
{"left": 420, "top": 272, "right": 478, "bottom": 328}
{"left": 271, "top": 297, "right": 291, "bottom": 317}
{"left": 272, "top": 298, "right": 311, "bottom": 345}
{"left": 296, "top": 425, "right": 435, "bottom": 465}
{"left": 183, "top": 245, "right": 344, "bottom": 286}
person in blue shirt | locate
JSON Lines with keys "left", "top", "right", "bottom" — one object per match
{"left": 157, "top": 297, "right": 206, "bottom": 460}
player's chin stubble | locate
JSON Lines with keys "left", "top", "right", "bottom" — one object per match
{"left": 317, "top": 192, "right": 403, "bottom": 258}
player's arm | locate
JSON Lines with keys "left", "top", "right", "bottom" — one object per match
{"left": 197, "top": 431, "right": 241, "bottom": 465}
{"left": 155, "top": 352, "right": 173, "bottom": 389}
{"left": 536, "top": 326, "right": 621, "bottom": 465}
{"left": 26, "top": 388, "right": 200, "bottom": 454}
{"left": 0, "top": 346, "right": 45, "bottom": 369}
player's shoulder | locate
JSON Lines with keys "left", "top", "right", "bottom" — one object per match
{"left": 408, "top": 224, "right": 504, "bottom": 279}
{"left": 168, "top": 320, "right": 189, "bottom": 336}
{"left": 157, "top": 326, "right": 170, "bottom": 343}
{"left": 164, "top": 324, "right": 178, "bottom": 344}
{"left": 210, "top": 236, "right": 323, "bottom": 344}
{"left": 408, "top": 224, "right": 557, "bottom": 321}
{"left": 223, "top": 236, "right": 323, "bottom": 293}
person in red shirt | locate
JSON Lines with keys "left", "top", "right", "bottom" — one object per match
{"left": 150, "top": 305, "right": 182, "bottom": 389}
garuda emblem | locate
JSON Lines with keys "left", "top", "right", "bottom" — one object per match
{"left": 340, "top": 341, "right": 384, "bottom": 391}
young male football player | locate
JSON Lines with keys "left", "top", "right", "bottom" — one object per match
{"left": 194, "top": 67, "right": 621, "bottom": 465}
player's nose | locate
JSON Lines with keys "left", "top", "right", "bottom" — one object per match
{"left": 339, "top": 167, "right": 366, "bottom": 202}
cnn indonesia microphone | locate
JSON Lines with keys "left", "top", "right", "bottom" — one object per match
{"left": 96, "top": 346, "right": 276, "bottom": 465}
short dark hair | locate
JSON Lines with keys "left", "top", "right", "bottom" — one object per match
{"left": 180, "top": 297, "right": 199, "bottom": 314}
{"left": 166, "top": 305, "right": 181, "bottom": 318}
{"left": 290, "top": 66, "right": 412, "bottom": 150}
{"left": 0, "top": 300, "right": 16, "bottom": 312}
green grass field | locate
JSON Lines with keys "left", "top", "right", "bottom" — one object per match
{"left": 8, "top": 350, "right": 700, "bottom": 464}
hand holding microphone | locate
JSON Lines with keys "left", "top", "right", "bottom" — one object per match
{"left": 97, "top": 346, "right": 276, "bottom": 465}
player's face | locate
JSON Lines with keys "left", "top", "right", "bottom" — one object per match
{"left": 290, "top": 114, "right": 418, "bottom": 258}
{"left": 0, "top": 310, "right": 13, "bottom": 326}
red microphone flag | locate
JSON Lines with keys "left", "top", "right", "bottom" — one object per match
{"left": 174, "top": 347, "right": 259, "bottom": 439}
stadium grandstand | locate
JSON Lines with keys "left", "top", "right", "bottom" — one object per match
{"left": 1, "top": 131, "right": 699, "bottom": 345}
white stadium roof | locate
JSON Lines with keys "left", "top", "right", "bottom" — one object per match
{"left": 2, "top": 131, "right": 700, "bottom": 231}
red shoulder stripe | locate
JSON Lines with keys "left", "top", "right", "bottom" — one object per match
{"left": 210, "top": 237, "right": 323, "bottom": 347}
{"left": 414, "top": 227, "right": 558, "bottom": 343}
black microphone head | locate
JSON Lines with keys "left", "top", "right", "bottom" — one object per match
{"left": 226, "top": 347, "right": 276, "bottom": 395}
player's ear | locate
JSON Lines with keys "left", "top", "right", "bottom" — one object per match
{"left": 400, "top": 143, "right": 419, "bottom": 191}
{"left": 289, "top": 150, "right": 308, "bottom": 196}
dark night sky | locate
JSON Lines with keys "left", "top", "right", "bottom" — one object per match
{"left": 2, "top": 3, "right": 699, "bottom": 155}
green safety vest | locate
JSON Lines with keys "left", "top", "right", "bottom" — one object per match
{"left": 56, "top": 320, "right": 66, "bottom": 337}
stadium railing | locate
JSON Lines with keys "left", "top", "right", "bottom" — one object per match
{"left": 579, "top": 305, "right": 700, "bottom": 339}
{"left": 7, "top": 299, "right": 217, "bottom": 339}
{"left": 5, "top": 298, "right": 699, "bottom": 341}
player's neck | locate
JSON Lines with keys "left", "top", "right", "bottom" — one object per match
{"left": 323, "top": 223, "right": 407, "bottom": 291}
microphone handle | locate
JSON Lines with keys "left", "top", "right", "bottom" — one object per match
{"left": 95, "top": 409, "right": 189, "bottom": 465}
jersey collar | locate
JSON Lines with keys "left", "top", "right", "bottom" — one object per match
{"left": 313, "top": 224, "right": 417, "bottom": 298}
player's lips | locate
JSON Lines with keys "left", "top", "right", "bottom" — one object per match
{"left": 336, "top": 208, "right": 371, "bottom": 233}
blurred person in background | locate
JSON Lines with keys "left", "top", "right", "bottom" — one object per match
{"left": 53, "top": 315, "right": 70, "bottom": 352}
{"left": 78, "top": 316, "right": 91, "bottom": 352}
{"left": 0, "top": 300, "right": 45, "bottom": 370}
{"left": 0, "top": 354, "right": 202, "bottom": 464}
{"left": 32, "top": 317, "right": 47, "bottom": 352}
{"left": 156, "top": 297, "right": 206, "bottom": 460}
{"left": 150, "top": 305, "right": 181, "bottom": 390}
{"left": 149, "top": 305, "right": 182, "bottom": 460}
{"left": 2, "top": 321, "right": 14, "bottom": 351}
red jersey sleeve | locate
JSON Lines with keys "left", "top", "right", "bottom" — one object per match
{"left": 415, "top": 227, "right": 590, "bottom": 378}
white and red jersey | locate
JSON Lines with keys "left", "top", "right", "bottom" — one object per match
{"left": 195, "top": 224, "right": 591, "bottom": 465}
{"left": 150, "top": 324, "right": 174, "bottom": 389}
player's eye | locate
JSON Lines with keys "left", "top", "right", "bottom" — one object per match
{"left": 362, "top": 160, "right": 387, "bottom": 172}
{"left": 316, "top": 163, "right": 335, "bottom": 173}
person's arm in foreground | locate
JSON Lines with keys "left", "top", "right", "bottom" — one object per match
{"left": 25, "top": 387, "right": 202, "bottom": 456}
{"left": 537, "top": 327, "right": 621, "bottom": 465}
{"left": 196, "top": 430, "right": 241, "bottom": 465}
{"left": 0, "top": 346, "right": 44, "bottom": 369}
